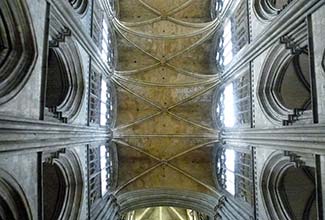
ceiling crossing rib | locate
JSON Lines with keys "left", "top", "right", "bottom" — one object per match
{"left": 115, "top": 63, "right": 161, "bottom": 75}
{"left": 101, "top": 1, "right": 221, "bottom": 39}
{"left": 137, "top": 0, "right": 162, "bottom": 16}
{"left": 112, "top": 139, "right": 162, "bottom": 161}
{"left": 112, "top": 80, "right": 219, "bottom": 132}
{"left": 112, "top": 78, "right": 162, "bottom": 110}
{"left": 113, "top": 74, "right": 219, "bottom": 87}
{"left": 169, "top": 207, "right": 186, "bottom": 220}
{"left": 114, "top": 134, "right": 218, "bottom": 139}
{"left": 113, "top": 111, "right": 162, "bottom": 131}
{"left": 166, "top": 163, "right": 221, "bottom": 196}
{"left": 112, "top": 139, "right": 220, "bottom": 195}
{"left": 114, "top": 162, "right": 163, "bottom": 194}
{"left": 106, "top": 0, "right": 223, "bottom": 206}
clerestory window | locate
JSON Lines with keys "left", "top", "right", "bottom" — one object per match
{"left": 216, "top": 146, "right": 254, "bottom": 205}
{"left": 88, "top": 143, "right": 113, "bottom": 206}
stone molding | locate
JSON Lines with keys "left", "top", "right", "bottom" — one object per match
{"left": 0, "top": 114, "right": 111, "bottom": 152}
{"left": 0, "top": 0, "right": 37, "bottom": 105}
{"left": 117, "top": 189, "right": 219, "bottom": 218}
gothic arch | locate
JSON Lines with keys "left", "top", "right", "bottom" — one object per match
{"left": 43, "top": 149, "right": 84, "bottom": 220}
{"left": 0, "top": 169, "right": 32, "bottom": 220}
{"left": 0, "top": 0, "right": 37, "bottom": 105}
{"left": 117, "top": 189, "right": 218, "bottom": 218}
{"left": 261, "top": 152, "right": 317, "bottom": 220}
{"left": 257, "top": 42, "right": 312, "bottom": 125}
{"left": 67, "top": 0, "right": 89, "bottom": 16}
{"left": 254, "top": 0, "right": 292, "bottom": 21}
{"left": 46, "top": 37, "right": 85, "bottom": 123}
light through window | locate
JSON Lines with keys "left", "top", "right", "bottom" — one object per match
{"left": 223, "top": 83, "right": 235, "bottom": 128}
{"left": 101, "top": 20, "right": 109, "bottom": 61}
{"left": 100, "top": 79, "right": 108, "bottom": 126}
{"left": 216, "top": 146, "right": 254, "bottom": 205}
{"left": 225, "top": 149, "right": 235, "bottom": 195}
{"left": 223, "top": 21, "right": 233, "bottom": 66}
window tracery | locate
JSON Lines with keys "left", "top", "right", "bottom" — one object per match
{"left": 92, "top": 0, "right": 116, "bottom": 70}
{"left": 215, "top": 146, "right": 254, "bottom": 206}
{"left": 211, "top": 0, "right": 231, "bottom": 19}
{"left": 89, "top": 65, "right": 114, "bottom": 127}
{"left": 214, "top": 69, "right": 251, "bottom": 129}
{"left": 214, "top": 0, "right": 248, "bottom": 73}
{"left": 88, "top": 142, "right": 115, "bottom": 208}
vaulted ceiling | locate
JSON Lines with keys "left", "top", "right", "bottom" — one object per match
{"left": 110, "top": 0, "right": 221, "bottom": 202}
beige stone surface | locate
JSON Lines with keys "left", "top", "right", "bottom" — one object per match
{"left": 113, "top": 0, "right": 219, "bottom": 197}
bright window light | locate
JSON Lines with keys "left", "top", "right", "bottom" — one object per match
{"left": 223, "top": 20, "right": 233, "bottom": 66}
{"left": 100, "top": 145, "right": 108, "bottom": 195}
{"left": 100, "top": 79, "right": 108, "bottom": 126}
{"left": 225, "top": 149, "right": 236, "bottom": 195}
{"left": 223, "top": 83, "right": 235, "bottom": 127}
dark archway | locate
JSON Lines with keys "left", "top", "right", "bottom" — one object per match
{"left": 0, "top": 0, "right": 37, "bottom": 104}
{"left": 261, "top": 152, "right": 317, "bottom": 220}
{"left": 46, "top": 49, "right": 69, "bottom": 108}
{"left": 276, "top": 52, "right": 311, "bottom": 111}
{"left": 0, "top": 169, "right": 32, "bottom": 220}
{"left": 43, "top": 163, "right": 66, "bottom": 220}
{"left": 42, "top": 149, "right": 83, "bottom": 220}
{"left": 45, "top": 37, "right": 84, "bottom": 123}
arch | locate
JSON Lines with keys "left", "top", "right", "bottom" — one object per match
{"left": 261, "top": 152, "right": 317, "bottom": 220}
{"left": 88, "top": 64, "right": 117, "bottom": 127}
{"left": 212, "top": 143, "right": 254, "bottom": 206}
{"left": 43, "top": 163, "right": 66, "bottom": 220}
{"left": 46, "top": 38, "right": 85, "bottom": 123}
{"left": 0, "top": 169, "right": 32, "bottom": 220}
{"left": 254, "top": 0, "right": 292, "bottom": 21}
{"left": 257, "top": 43, "right": 312, "bottom": 125}
{"left": 0, "top": 0, "right": 37, "bottom": 104}
{"left": 43, "top": 149, "right": 84, "bottom": 220}
{"left": 117, "top": 189, "right": 218, "bottom": 218}
{"left": 67, "top": 0, "right": 89, "bottom": 16}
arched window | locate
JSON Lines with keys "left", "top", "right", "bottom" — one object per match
{"left": 213, "top": 69, "right": 251, "bottom": 129}
{"left": 92, "top": 0, "right": 116, "bottom": 70}
{"left": 88, "top": 142, "right": 116, "bottom": 209}
{"left": 215, "top": 145, "right": 254, "bottom": 205}
{"left": 214, "top": 0, "right": 248, "bottom": 73}
{"left": 211, "top": 0, "right": 231, "bottom": 18}
{"left": 89, "top": 65, "right": 115, "bottom": 127}
{"left": 215, "top": 20, "right": 233, "bottom": 71}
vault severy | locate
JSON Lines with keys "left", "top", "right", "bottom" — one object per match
{"left": 104, "top": 0, "right": 222, "bottom": 207}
